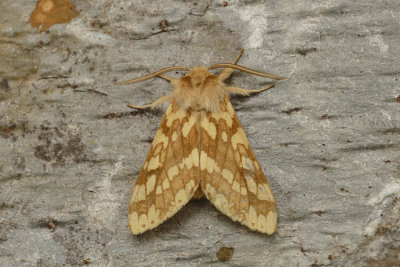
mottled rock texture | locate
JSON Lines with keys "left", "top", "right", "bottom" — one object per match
{"left": 0, "top": 0, "right": 399, "bottom": 266}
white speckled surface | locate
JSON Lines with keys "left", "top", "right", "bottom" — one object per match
{"left": 0, "top": 0, "right": 399, "bottom": 266}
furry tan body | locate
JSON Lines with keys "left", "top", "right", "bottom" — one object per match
{"left": 172, "top": 66, "right": 226, "bottom": 112}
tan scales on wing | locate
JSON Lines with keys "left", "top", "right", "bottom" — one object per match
{"left": 200, "top": 96, "right": 277, "bottom": 234}
{"left": 128, "top": 100, "right": 201, "bottom": 234}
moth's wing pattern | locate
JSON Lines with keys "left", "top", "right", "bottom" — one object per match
{"left": 200, "top": 95, "right": 278, "bottom": 234}
{"left": 128, "top": 100, "right": 201, "bottom": 234}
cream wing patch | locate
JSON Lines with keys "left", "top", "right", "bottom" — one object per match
{"left": 200, "top": 95, "right": 277, "bottom": 234}
{"left": 128, "top": 100, "right": 201, "bottom": 235}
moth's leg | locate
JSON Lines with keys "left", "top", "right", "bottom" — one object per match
{"left": 218, "top": 69, "right": 234, "bottom": 82}
{"left": 226, "top": 83, "right": 275, "bottom": 96}
{"left": 218, "top": 48, "right": 244, "bottom": 81}
{"left": 127, "top": 94, "right": 172, "bottom": 109}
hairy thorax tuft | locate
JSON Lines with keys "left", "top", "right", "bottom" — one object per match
{"left": 171, "top": 66, "right": 226, "bottom": 112}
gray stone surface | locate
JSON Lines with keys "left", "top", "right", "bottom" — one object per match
{"left": 1, "top": 0, "right": 400, "bottom": 266}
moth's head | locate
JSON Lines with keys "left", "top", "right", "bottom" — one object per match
{"left": 171, "top": 66, "right": 225, "bottom": 112}
{"left": 115, "top": 48, "right": 287, "bottom": 112}
{"left": 177, "top": 66, "right": 219, "bottom": 91}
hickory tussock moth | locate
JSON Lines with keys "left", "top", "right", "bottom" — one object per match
{"left": 116, "top": 49, "right": 287, "bottom": 235}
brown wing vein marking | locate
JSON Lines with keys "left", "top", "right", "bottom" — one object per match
{"left": 200, "top": 95, "right": 278, "bottom": 234}
{"left": 128, "top": 100, "right": 201, "bottom": 234}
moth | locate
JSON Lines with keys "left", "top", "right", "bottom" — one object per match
{"left": 116, "top": 49, "right": 286, "bottom": 235}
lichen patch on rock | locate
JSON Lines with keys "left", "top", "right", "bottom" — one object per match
{"left": 30, "top": 0, "right": 79, "bottom": 32}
